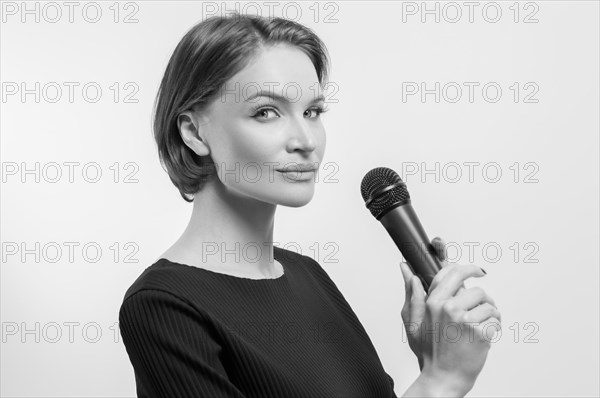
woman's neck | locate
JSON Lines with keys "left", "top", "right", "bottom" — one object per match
{"left": 172, "top": 176, "right": 279, "bottom": 275}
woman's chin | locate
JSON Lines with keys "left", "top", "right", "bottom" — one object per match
{"left": 280, "top": 196, "right": 313, "bottom": 208}
{"left": 272, "top": 185, "right": 316, "bottom": 208}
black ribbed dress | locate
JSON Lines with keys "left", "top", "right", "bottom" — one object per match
{"left": 119, "top": 245, "right": 398, "bottom": 398}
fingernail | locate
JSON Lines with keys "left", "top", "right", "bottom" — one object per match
{"left": 480, "top": 267, "right": 487, "bottom": 275}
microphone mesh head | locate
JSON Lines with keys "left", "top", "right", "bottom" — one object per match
{"left": 360, "top": 167, "right": 410, "bottom": 219}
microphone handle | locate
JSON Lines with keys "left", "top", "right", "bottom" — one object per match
{"left": 379, "top": 202, "right": 443, "bottom": 292}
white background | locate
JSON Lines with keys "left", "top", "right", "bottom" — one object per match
{"left": 1, "top": 1, "right": 598, "bottom": 397}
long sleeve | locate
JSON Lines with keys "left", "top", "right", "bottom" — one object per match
{"left": 118, "top": 289, "right": 246, "bottom": 398}
{"left": 387, "top": 373, "right": 398, "bottom": 398}
{"left": 302, "top": 253, "right": 400, "bottom": 398}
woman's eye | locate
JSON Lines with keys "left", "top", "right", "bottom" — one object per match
{"left": 304, "top": 109, "right": 317, "bottom": 118}
{"left": 251, "top": 106, "right": 329, "bottom": 120}
{"left": 252, "top": 107, "right": 280, "bottom": 120}
{"left": 305, "top": 106, "right": 329, "bottom": 119}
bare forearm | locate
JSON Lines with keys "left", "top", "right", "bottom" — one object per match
{"left": 401, "top": 370, "right": 468, "bottom": 398}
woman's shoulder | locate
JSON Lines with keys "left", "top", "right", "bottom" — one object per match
{"left": 120, "top": 257, "right": 194, "bottom": 304}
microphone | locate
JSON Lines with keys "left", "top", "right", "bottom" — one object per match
{"left": 360, "top": 166, "right": 442, "bottom": 293}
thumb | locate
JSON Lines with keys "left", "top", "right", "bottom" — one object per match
{"left": 399, "top": 262, "right": 413, "bottom": 301}
{"left": 411, "top": 274, "right": 426, "bottom": 302}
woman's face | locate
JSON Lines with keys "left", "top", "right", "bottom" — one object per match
{"left": 197, "top": 43, "right": 327, "bottom": 208}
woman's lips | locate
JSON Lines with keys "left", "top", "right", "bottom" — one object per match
{"left": 275, "top": 164, "right": 318, "bottom": 172}
{"left": 277, "top": 169, "right": 316, "bottom": 181}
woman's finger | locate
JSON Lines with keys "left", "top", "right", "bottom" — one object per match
{"left": 408, "top": 274, "right": 426, "bottom": 326}
{"left": 411, "top": 275, "right": 425, "bottom": 303}
{"left": 399, "top": 262, "right": 413, "bottom": 303}
{"left": 428, "top": 261, "right": 474, "bottom": 295}
{"left": 462, "top": 303, "right": 502, "bottom": 324}
{"left": 428, "top": 264, "right": 486, "bottom": 302}
{"left": 431, "top": 236, "right": 447, "bottom": 262}
{"left": 452, "top": 286, "right": 497, "bottom": 310}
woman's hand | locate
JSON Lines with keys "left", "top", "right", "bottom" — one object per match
{"left": 399, "top": 236, "right": 450, "bottom": 370}
{"left": 399, "top": 237, "right": 502, "bottom": 395}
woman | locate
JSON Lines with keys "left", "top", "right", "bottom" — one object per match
{"left": 119, "top": 13, "right": 501, "bottom": 398}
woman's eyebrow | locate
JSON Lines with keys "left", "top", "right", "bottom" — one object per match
{"left": 245, "top": 90, "right": 325, "bottom": 105}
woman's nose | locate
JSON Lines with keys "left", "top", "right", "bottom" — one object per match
{"left": 286, "top": 119, "right": 317, "bottom": 153}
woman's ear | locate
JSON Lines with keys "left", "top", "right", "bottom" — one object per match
{"left": 177, "top": 111, "right": 210, "bottom": 157}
